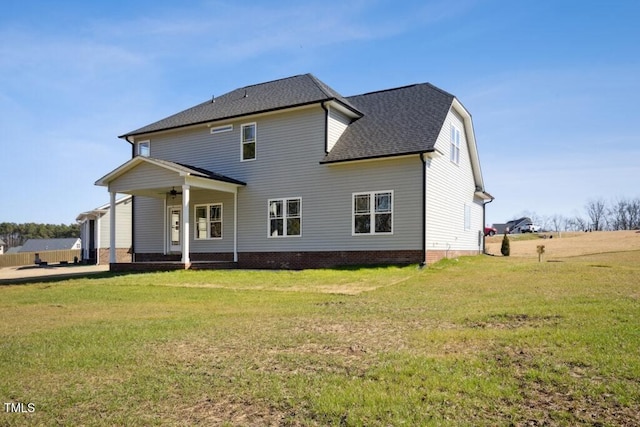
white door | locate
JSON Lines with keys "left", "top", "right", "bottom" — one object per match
{"left": 169, "top": 207, "right": 181, "bottom": 252}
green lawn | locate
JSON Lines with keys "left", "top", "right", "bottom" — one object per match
{"left": 1, "top": 253, "right": 639, "bottom": 426}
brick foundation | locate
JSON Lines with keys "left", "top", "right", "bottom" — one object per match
{"left": 134, "top": 252, "right": 233, "bottom": 262}
{"left": 111, "top": 249, "right": 480, "bottom": 272}
{"left": 237, "top": 250, "right": 423, "bottom": 270}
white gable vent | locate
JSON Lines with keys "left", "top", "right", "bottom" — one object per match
{"left": 210, "top": 124, "right": 233, "bottom": 134}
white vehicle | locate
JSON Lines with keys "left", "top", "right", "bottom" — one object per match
{"left": 517, "top": 224, "right": 540, "bottom": 233}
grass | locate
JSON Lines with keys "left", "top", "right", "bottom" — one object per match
{"left": 1, "top": 244, "right": 639, "bottom": 425}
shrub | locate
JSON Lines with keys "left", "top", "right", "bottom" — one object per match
{"left": 501, "top": 233, "right": 510, "bottom": 256}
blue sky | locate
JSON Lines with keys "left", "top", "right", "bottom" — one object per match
{"left": 1, "top": 0, "right": 638, "bottom": 225}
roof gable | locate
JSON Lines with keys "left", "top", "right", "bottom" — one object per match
{"left": 122, "top": 74, "right": 361, "bottom": 138}
{"left": 95, "top": 156, "right": 246, "bottom": 188}
{"left": 322, "top": 83, "right": 454, "bottom": 163}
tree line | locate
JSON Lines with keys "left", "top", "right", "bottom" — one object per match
{"left": 520, "top": 197, "right": 640, "bottom": 232}
{"left": 0, "top": 222, "right": 80, "bottom": 249}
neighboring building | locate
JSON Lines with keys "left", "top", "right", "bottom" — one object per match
{"left": 0, "top": 238, "right": 5, "bottom": 255}
{"left": 96, "top": 74, "right": 492, "bottom": 270}
{"left": 505, "top": 217, "right": 533, "bottom": 234}
{"left": 492, "top": 223, "right": 508, "bottom": 235}
{"left": 19, "top": 238, "right": 81, "bottom": 252}
{"left": 76, "top": 195, "right": 133, "bottom": 264}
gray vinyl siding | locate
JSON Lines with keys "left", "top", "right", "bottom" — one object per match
{"left": 425, "top": 108, "right": 483, "bottom": 252}
{"left": 109, "top": 162, "right": 181, "bottom": 194}
{"left": 189, "top": 190, "right": 235, "bottom": 253}
{"left": 327, "top": 107, "right": 350, "bottom": 152}
{"left": 133, "top": 196, "right": 164, "bottom": 252}
{"left": 132, "top": 106, "right": 423, "bottom": 254}
{"left": 99, "top": 197, "right": 132, "bottom": 249}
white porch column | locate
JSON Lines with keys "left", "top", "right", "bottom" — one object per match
{"left": 95, "top": 215, "right": 101, "bottom": 264}
{"left": 109, "top": 191, "right": 116, "bottom": 264}
{"left": 233, "top": 189, "right": 238, "bottom": 262}
{"left": 181, "top": 184, "right": 190, "bottom": 265}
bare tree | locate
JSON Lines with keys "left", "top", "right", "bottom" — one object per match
{"left": 567, "top": 216, "right": 588, "bottom": 231}
{"left": 550, "top": 214, "right": 566, "bottom": 232}
{"left": 585, "top": 198, "right": 607, "bottom": 231}
{"left": 628, "top": 198, "right": 640, "bottom": 229}
{"left": 609, "top": 197, "right": 640, "bottom": 230}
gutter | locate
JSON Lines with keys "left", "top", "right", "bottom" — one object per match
{"left": 321, "top": 148, "right": 437, "bottom": 165}
{"left": 124, "top": 135, "right": 135, "bottom": 157}
{"left": 119, "top": 98, "right": 361, "bottom": 140}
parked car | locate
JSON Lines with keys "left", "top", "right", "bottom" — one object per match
{"left": 517, "top": 224, "right": 540, "bottom": 233}
{"left": 484, "top": 226, "right": 497, "bottom": 236}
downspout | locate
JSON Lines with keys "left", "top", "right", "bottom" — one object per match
{"left": 482, "top": 196, "right": 494, "bottom": 254}
{"left": 131, "top": 195, "right": 135, "bottom": 263}
{"left": 420, "top": 153, "right": 427, "bottom": 267}
{"left": 321, "top": 102, "right": 329, "bottom": 153}
{"left": 125, "top": 135, "right": 136, "bottom": 262}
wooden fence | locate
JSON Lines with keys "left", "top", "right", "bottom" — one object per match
{"left": 0, "top": 250, "right": 82, "bottom": 268}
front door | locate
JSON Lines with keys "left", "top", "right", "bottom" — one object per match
{"left": 168, "top": 207, "right": 182, "bottom": 252}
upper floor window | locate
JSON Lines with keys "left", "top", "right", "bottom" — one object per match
{"left": 241, "top": 123, "right": 256, "bottom": 161}
{"left": 450, "top": 125, "right": 460, "bottom": 165}
{"left": 268, "top": 198, "right": 301, "bottom": 237}
{"left": 138, "top": 140, "right": 150, "bottom": 157}
{"left": 353, "top": 191, "right": 393, "bottom": 235}
{"left": 195, "top": 203, "right": 223, "bottom": 239}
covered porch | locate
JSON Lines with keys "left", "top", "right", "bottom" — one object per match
{"left": 95, "top": 157, "right": 246, "bottom": 271}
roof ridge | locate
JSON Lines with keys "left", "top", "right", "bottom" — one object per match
{"left": 348, "top": 82, "right": 455, "bottom": 99}
{"left": 241, "top": 73, "right": 308, "bottom": 90}
{"left": 306, "top": 73, "right": 336, "bottom": 99}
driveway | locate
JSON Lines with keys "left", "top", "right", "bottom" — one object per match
{"left": 0, "top": 264, "right": 110, "bottom": 285}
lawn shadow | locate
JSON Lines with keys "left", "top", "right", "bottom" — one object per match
{"left": 0, "top": 269, "right": 144, "bottom": 286}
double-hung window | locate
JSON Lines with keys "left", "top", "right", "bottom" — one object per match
{"left": 464, "top": 204, "right": 471, "bottom": 231}
{"left": 268, "top": 198, "right": 301, "bottom": 237}
{"left": 195, "top": 203, "right": 223, "bottom": 239}
{"left": 353, "top": 191, "right": 393, "bottom": 235}
{"left": 450, "top": 124, "right": 460, "bottom": 165}
{"left": 138, "top": 140, "right": 150, "bottom": 157}
{"left": 241, "top": 123, "right": 256, "bottom": 161}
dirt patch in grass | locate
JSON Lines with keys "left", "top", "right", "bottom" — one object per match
{"left": 465, "top": 313, "right": 562, "bottom": 329}
{"left": 175, "top": 396, "right": 293, "bottom": 427}
{"left": 158, "top": 270, "right": 418, "bottom": 295}
{"left": 485, "top": 230, "right": 640, "bottom": 258}
{"left": 494, "top": 346, "right": 640, "bottom": 426}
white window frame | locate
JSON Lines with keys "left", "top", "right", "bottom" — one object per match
{"left": 268, "top": 197, "right": 302, "bottom": 238}
{"left": 450, "top": 124, "right": 460, "bottom": 165}
{"left": 194, "top": 203, "right": 223, "bottom": 240}
{"left": 241, "top": 122, "right": 256, "bottom": 161}
{"left": 352, "top": 191, "right": 394, "bottom": 236}
{"left": 138, "top": 140, "right": 150, "bottom": 157}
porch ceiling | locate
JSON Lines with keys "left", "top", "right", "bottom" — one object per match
{"left": 95, "top": 156, "right": 246, "bottom": 197}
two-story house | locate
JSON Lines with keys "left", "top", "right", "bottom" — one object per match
{"left": 96, "top": 74, "right": 492, "bottom": 270}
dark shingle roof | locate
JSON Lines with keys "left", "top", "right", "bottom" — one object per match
{"left": 19, "top": 238, "right": 80, "bottom": 252}
{"left": 121, "top": 74, "right": 361, "bottom": 138}
{"left": 321, "top": 83, "right": 455, "bottom": 163}
{"left": 150, "top": 158, "right": 246, "bottom": 186}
